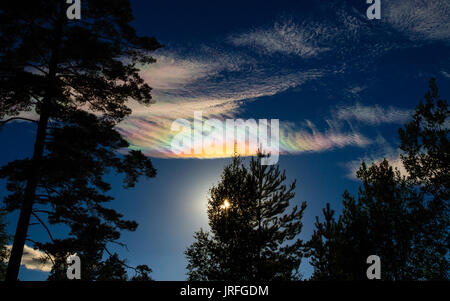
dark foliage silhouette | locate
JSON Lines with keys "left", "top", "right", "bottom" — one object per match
{"left": 0, "top": 212, "right": 8, "bottom": 280}
{"left": 398, "top": 78, "right": 449, "bottom": 279}
{"left": 307, "top": 160, "right": 424, "bottom": 280}
{"left": 186, "top": 155, "right": 307, "bottom": 280}
{"left": 0, "top": 0, "right": 161, "bottom": 280}
{"left": 307, "top": 79, "right": 449, "bottom": 280}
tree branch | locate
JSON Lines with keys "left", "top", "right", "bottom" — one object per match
{"left": 103, "top": 246, "right": 138, "bottom": 273}
{"left": 33, "top": 209, "right": 53, "bottom": 215}
{"left": 0, "top": 117, "right": 38, "bottom": 127}
{"left": 31, "top": 212, "right": 55, "bottom": 242}
{"left": 25, "top": 238, "right": 55, "bottom": 266}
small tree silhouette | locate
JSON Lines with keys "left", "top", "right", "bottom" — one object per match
{"left": 307, "top": 79, "right": 449, "bottom": 280}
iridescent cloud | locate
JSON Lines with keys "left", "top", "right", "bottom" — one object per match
{"left": 117, "top": 49, "right": 339, "bottom": 159}
{"left": 116, "top": 10, "right": 424, "bottom": 160}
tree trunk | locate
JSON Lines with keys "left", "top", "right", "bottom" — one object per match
{"left": 5, "top": 109, "right": 50, "bottom": 281}
{"left": 5, "top": 5, "right": 64, "bottom": 280}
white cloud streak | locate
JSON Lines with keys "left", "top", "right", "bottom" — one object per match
{"left": 280, "top": 120, "right": 371, "bottom": 154}
{"left": 5, "top": 245, "right": 53, "bottom": 272}
{"left": 441, "top": 71, "right": 450, "bottom": 78}
{"left": 335, "top": 103, "right": 412, "bottom": 125}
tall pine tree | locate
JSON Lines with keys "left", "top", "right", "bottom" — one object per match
{"left": 399, "top": 78, "right": 449, "bottom": 279}
{"left": 0, "top": 0, "right": 162, "bottom": 280}
{"left": 186, "top": 155, "right": 307, "bottom": 280}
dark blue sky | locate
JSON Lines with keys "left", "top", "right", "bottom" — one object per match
{"left": 1, "top": 0, "right": 449, "bottom": 280}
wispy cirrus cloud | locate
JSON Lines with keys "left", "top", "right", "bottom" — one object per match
{"left": 117, "top": 47, "right": 329, "bottom": 158}
{"left": 118, "top": 11, "right": 398, "bottom": 159}
{"left": 384, "top": 0, "right": 450, "bottom": 42}
{"left": 228, "top": 20, "right": 333, "bottom": 58}
{"left": 8, "top": 7, "right": 432, "bottom": 161}
{"left": 225, "top": 11, "right": 405, "bottom": 70}
{"left": 346, "top": 86, "right": 367, "bottom": 96}
{"left": 139, "top": 48, "right": 324, "bottom": 103}
{"left": 119, "top": 35, "right": 414, "bottom": 160}
{"left": 335, "top": 103, "right": 412, "bottom": 125}
{"left": 280, "top": 120, "right": 371, "bottom": 154}
{"left": 441, "top": 70, "right": 450, "bottom": 78}
{"left": 139, "top": 49, "right": 251, "bottom": 94}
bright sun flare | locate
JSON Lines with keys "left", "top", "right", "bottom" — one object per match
{"left": 220, "top": 199, "right": 231, "bottom": 210}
